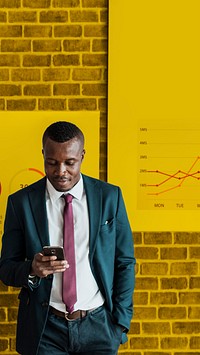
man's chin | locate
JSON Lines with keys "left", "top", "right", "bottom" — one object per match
{"left": 52, "top": 180, "right": 72, "bottom": 192}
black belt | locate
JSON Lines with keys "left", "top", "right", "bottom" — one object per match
{"left": 49, "top": 306, "right": 98, "bottom": 321}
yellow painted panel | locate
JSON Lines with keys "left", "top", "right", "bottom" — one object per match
{"left": 108, "top": 0, "right": 200, "bottom": 231}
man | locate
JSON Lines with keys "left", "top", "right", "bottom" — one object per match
{"left": 0, "top": 121, "right": 135, "bottom": 355}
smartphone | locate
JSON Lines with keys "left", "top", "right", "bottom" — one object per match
{"left": 43, "top": 246, "right": 65, "bottom": 260}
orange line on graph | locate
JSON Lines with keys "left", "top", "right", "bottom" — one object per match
{"left": 28, "top": 168, "right": 45, "bottom": 176}
{"left": 146, "top": 156, "right": 200, "bottom": 195}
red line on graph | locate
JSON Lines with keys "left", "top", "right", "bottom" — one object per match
{"left": 146, "top": 156, "right": 200, "bottom": 195}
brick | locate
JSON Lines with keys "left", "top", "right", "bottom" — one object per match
{"left": 82, "top": 83, "right": 106, "bottom": 96}
{"left": 189, "top": 307, "right": 200, "bottom": 319}
{"left": 0, "top": 84, "right": 21, "bottom": 96}
{"left": 63, "top": 39, "right": 90, "bottom": 52}
{"left": 9, "top": 11, "right": 37, "bottom": 22}
{"left": 1, "top": 40, "right": 31, "bottom": 52}
{"left": 158, "top": 306, "right": 186, "bottom": 319}
{"left": 160, "top": 247, "right": 187, "bottom": 260}
{"left": 98, "top": 97, "right": 107, "bottom": 111}
{"left": 54, "top": 25, "right": 82, "bottom": 37}
{"left": 135, "top": 247, "right": 158, "bottom": 259}
{"left": 24, "top": 84, "right": 51, "bottom": 96}
{"left": 0, "top": 25, "right": 22, "bottom": 37}
{"left": 179, "top": 292, "right": 200, "bottom": 304}
{"left": 0, "top": 324, "right": 16, "bottom": 336}
{"left": 0, "top": 11, "right": 6, "bottom": 22}
{"left": 33, "top": 40, "right": 61, "bottom": 52}
{"left": 133, "top": 292, "right": 148, "bottom": 305}
{"left": 142, "top": 322, "right": 170, "bottom": 334}
{"left": 53, "top": 83, "right": 80, "bottom": 95}
{"left": 129, "top": 322, "right": 140, "bottom": 335}
{"left": 135, "top": 277, "right": 158, "bottom": 290}
{"left": 43, "top": 68, "right": 70, "bottom": 81}
{"left": 190, "top": 277, "right": 200, "bottom": 289}
{"left": 134, "top": 307, "right": 156, "bottom": 320}
{"left": 100, "top": 127, "right": 106, "bottom": 142}
{"left": 53, "top": 54, "right": 80, "bottom": 66}
{"left": 174, "top": 353, "right": 200, "bottom": 355}
{"left": 68, "top": 98, "right": 96, "bottom": 110}
{"left": 10, "top": 337, "right": 17, "bottom": 351}
{"left": 141, "top": 262, "right": 168, "bottom": 275}
{"left": 84, "top": 25, "right": 107, "bottom": 37}
{"left": 7, "top": 99, "right": 36, "bottom": 110}
{"left": 23, "top": 0, "right": 51, "bottom": 7}
{"left": 150, "top": 292, "right": 177, "bottom": 305}
{"left": 53, "top": 0, "right": 80, "bottom": 6}
{"left": 100, "top": 9, "right": 108, "bottom": 23}
{"left": 24, "top": 25, "right": 52, "bottom": 37}
{"left": 161, "top": 277, "right": 187, "bottom": 290}
{"left": 133, "top": 233, "right": 142, "bottom": 244}
{"left": 8, "top": 307, "right": 18, "bottom": 322}
{"left": 23, "top": 55, "right": 51, "bottom": 67}
{"left": 173, "top": 321, "right": 200, "bottom": 334}
{"left": 82, "top": 0, "right": 107, "bottom": 7}
{"left": 130, "top": 337, "right": 159, "bottom": 349}
{"left": 40, "top": 10, "right": 68, "bottom": 22}
{"left": 38, "top": 98, "right": 66, "bottom": 110}
{"left": 0, "top": 69, "right": 9, "bottom": 81}
{"left": 145, "top": 353, "right": 171, "bottom": 355}
{"left": 0, "top": 339, "right": 9, "bottom": 352}
{"left": 161, "top": 337, "right": 188, "bottom": 349}
{"left": 0, "top": 0, "right": 20, "bottom": 7}
{"left": 11, "top": 69, "right": 40, "bottom": 81}
{"left": 82, "top": 54, "right": 107, "bottom": 66}
{"left": 72, "top": 68, "right": 101, "bottom": 81}
{"left": 92, "top": 39, "right": 107, "bottom": 52}
{"left": 70, "top": 10, "right": 98, "bottom": 22}
{"left": 144, "top": 232, "right": 172, "bottom": 244}
{"left": 190, "top": 247, "right": 200, "bottom": 259}
{"left": 0, "top": 99, "right": 5, "bottom": 109}
{"left": 103, "top": 68, "right": 107, "bottom": 81}
{"left": 99, "top": 171, "right": 106, "bottom": 182}
{"left": 0, "top": 308, "right": 6, "bottom": 321}
{"left": 170, "top": 262, "right": 198, "bottom": 275}
{"left": 190, "top": 336, "right": 200, "bottom": 348}
{"left": 174, "top": 232, "right": 200, "bottom": 244}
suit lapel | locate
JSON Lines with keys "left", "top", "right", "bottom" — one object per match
{"left": 82, "top": 175, "right": 102, "bottom": 261}
{"left": 28, "top": 177, "right": 50, "bottom": 247}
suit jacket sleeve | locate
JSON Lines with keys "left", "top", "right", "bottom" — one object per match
{"left": 112, "top": 187, "right": 135, "bottom": 330}
{"left": 0, "top": 195, "right": 32, "bottom": 287}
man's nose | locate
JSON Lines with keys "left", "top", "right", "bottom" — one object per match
{"left": 56, "top": 163, "right": 67, "bottom": 175}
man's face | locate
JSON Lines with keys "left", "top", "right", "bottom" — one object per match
{"left": 43, "top": 137, "right": 85, "bottom": 192}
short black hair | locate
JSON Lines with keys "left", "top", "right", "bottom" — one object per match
{"left": 42, "top": 121, "right": 84, "bottom": 147}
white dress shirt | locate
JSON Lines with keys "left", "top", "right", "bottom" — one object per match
{"left": 46, "top": 175, "right": 104, "bottom": 312}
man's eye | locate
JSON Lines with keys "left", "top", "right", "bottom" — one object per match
{"left": 47, "top": 161, "right": 56, "bottom": 166}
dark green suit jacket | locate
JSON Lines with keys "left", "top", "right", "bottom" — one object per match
{"left": 0, "top": 175, "right": 135, "bottom": 355}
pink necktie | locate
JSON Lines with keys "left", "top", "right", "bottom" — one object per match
{"left": 62, "top": 194, "right": 77, "bottom": 313}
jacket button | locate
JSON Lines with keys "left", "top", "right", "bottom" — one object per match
{"left": 41, "top": 302, "right": 49, "bottom": 307}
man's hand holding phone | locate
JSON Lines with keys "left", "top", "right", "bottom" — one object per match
{"left": 30, "top": 246, "right": 69, "bottom": 278}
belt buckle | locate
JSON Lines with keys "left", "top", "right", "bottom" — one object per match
{"left": 64, "top": 312, "right": 71, "bottom": 321}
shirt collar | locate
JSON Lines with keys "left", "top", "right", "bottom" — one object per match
{"left": 46, "top": 175, "right": 83, "bottom": 202}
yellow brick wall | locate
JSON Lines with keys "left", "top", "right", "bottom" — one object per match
{"left": 0, "top": 1, "right": 200, "bottom": 355}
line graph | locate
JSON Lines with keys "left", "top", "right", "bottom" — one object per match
{"left": 147, "top": 156, "right": 200, "bottom": 195}
{"left": 137, "top": 120, "right": 200, "bottom": 210}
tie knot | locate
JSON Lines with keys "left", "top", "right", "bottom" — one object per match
{"left": 64, "top": 193, "right": 73, "bottom": 204}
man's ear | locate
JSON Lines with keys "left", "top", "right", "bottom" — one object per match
{"left": 81, "top": 149, "right": 86, "bottom": 161}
